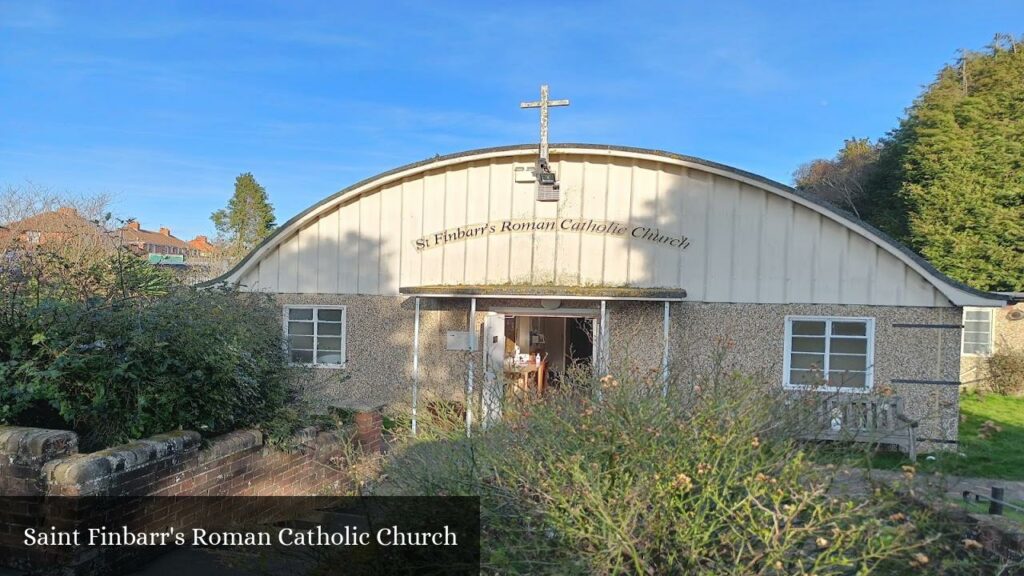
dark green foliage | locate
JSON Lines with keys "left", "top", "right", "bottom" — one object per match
{"left": 796, "top": 35, "right": 1024, "bottom": 291}
{"left": 211, "top": 172, "right": 277, "bottom": 258}
{"left": 0, "top": 245, "right": 298, "bottom": 450}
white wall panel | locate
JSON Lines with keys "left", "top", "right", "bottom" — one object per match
{"left": 297, "top": 221, "right": 318, "bottom": 293}
{"left": 379, "top": 184, "right": 402, "bottom": 294}
{"left": 358, "top": 192, "right": 381, "bottom": 294}
{"left": 464, "top": 163, "right": 490, "bottom": 285}
{"left": 278, "top": 232, "right": 299, "bottom": 293}
{"left": 677, "top": 168, "right": 710, "bottom": 300}
{"left": 486, "top": 162, "right": 512, "bottom": 285}
{"left": 257, "top": 246, "right": 279, "bottom": 292}
{"left": 580, "top": 157, "right": 608, "bottom": 285}
{"left": 420, "top": 172, "right": 445, "bottom": 286}
{"left": 509, "top": 163, "right": 536, "bottom": 284}
{"left": 337, "top": 201, "right": 360, "bottom": 294}
{"left": 442, "top": 169, "right": 467, "bottom": 285}
{"left": 316, "top": 210, "right": 339, "bottom": 293}
{"left": 554, "top": 159, "right": 583, "bottom": 285}
{"left": 399, "top": 180, "right": 422, "bottom": 289}
{"left": 233, "top": 149, "right": 961, "bottom": 307}
{"left": 732, "top": 184, "right": 766, "bottom": 302}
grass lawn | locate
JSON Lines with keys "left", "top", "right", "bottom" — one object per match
{"left": 821, "top": 392, "right": 1024, "bottom": 480}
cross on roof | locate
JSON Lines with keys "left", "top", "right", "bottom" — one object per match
{"left": 520, "top": 84, "right": 569, "bottom": 164}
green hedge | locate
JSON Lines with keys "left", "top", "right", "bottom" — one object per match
{"left": 0, "top": 248, "right": 298, "bottom": 450}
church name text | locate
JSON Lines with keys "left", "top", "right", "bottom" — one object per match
{"left": 414, "top": 218, "right": 690, "bottom": 251}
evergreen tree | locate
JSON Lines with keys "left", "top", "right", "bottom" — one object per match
{"left": 895, "top": 35, "right": 1024, "bottom": 291}
{"left": 795, "top": 34, "right": 1024, "bottom": 291}
{"left": 211, "top": 173, "right": 277, "bottom": 258}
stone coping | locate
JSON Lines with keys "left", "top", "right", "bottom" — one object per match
{"left": 44, "top": 430, "right": 201, "bottom": 487}
{"left": 0, "top": 426, "right": 78, "bottom": 462}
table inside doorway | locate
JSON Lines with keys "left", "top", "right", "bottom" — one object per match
{"left": 504, "top": 361, "right": 547, "bottom": 397}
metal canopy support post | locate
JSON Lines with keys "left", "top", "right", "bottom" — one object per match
{"left": 412, "top": 297, "right": 421, "bottom": 436}
{"left": 466, "top": 297, "right": 476, "bottom": 437}
{"left": 599, "top": 300, "right": 608, "bottom": 375}
{"left": 662, "top": 301, "right": 670, "bottom": 397}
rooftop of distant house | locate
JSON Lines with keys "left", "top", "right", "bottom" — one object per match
{"left": 0, "top": 207, "right": 109, "bottom": 245}
{"left": 4, "top": 206, "right": 104, "bottom": 234}
{"left": 187, "top": 234, "right": 217, "bottom": 253}
{"left": 119, "top": 221, "right": 191, "bottom": 253}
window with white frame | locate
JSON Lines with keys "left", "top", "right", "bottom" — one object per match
{"left": 783, "top": 316, "right": 874, "bottom": 392}
{"left": 284, "top": 306, "right": 346, "bottom": 366}
{"left": 962, "top": 307, "right": 994, "bottom": 356}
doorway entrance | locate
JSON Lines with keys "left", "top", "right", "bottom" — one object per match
{"left": 482, "top": 308, "right": 599, "bottom": 426}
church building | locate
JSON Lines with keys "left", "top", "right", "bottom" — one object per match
{"left": 208, "top": 88, "right": 1011, "bottom": 450}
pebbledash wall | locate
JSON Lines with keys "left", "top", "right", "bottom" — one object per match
{"left": 961, "top": 299, "right": 1024, "bottom": 387}
{"left": 207, "top": 144, "right": 1012, "bottom": 451}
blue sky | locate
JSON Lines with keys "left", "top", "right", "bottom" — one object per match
{"left": 2, "top": 1, "right": 1022, "bottom": 240}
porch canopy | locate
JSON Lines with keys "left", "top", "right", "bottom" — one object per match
{"left": 400, "top": 284, "right": 687, "bottom": 301}
{"left": 402, "top": 285, "right": 685, "bottom": 436}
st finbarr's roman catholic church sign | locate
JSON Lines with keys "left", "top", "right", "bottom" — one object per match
{"left": 414, "top": 218, "right": 691, "bottom": 252}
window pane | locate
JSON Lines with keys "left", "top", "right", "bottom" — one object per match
{"left": 791, "top": 336, "right": 826, "bottom": 353}
{"left": 964, "top": 331, "right": 988, "bottom": 344}
{"left": 318, "top": 309, "right": 343, "bottom": 322}
{"left": 830, "top": 354, "right": 867, "bottom": 371}
{"left": 792, "top": 321, "right": 825, "bottom": 336}
{"left": 316, "top": 351, "right": 343, "bottom": 364}
{"left": 288, "top": 321, "right": 314, "bottom": 336}
{"left": 790, "top": 353, "right": 825, "bottom": 370}
{"left": 290, "top": 349, "right": 313, "bottom": 363}
{"left": 964, "top": 342, "right": 991, "bottom": 355}
{"left": 288, "top": 335, "right": 314, "bottom": 350}
{"left": 830, "top": 338, "right": 867, "bottom": 354}
{"left": 317, "top": 337, "right": 342, "bottom": 351}
{"left": 318, "top": 322, "right": 342, "bottom": 336}
{"left": 965, "top": 310, "right": 990, "bottom": 321}
{"left": 832, "top": 321, "right": 866, "bottom": 336}
{"left": 289, "top": 308, "right": 314, "bottom": 321}
{"left": 964, "top": 321, "right": 990, "bottom": 332}
{"left": 829, "top": 371, "right": 866, "bottom": 389}
{"left": 789, "top": 370, "right": 823, "bottom": 386}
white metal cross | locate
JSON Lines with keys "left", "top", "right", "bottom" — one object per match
{"left": 520, "top": 84, "right": 569, "bottom": 163}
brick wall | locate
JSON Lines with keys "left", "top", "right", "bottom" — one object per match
{"left": 0, "top": 414, "right": 382, "bottom": 574}
{"left": 40, "top": 427, "right": 353, "bottom": 498}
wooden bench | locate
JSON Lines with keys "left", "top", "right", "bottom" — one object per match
{"left": 796, "top": 395, "right": 919, "bottom": 462}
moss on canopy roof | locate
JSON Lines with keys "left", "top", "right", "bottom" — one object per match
{"left": 399, "top": 284, "right": 687, "bottom": 299}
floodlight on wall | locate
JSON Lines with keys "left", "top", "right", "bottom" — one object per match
{"left": 1007, "top": 309, "right": 1023, "bottom": 321}
{"left": 535, "top": 159, "right": 560, "bottom": 202}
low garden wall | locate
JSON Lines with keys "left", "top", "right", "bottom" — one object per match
{"left": 0, "top": 412, "right": 382, "bottom": 574}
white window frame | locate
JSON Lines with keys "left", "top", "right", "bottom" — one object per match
{"left": 283, "top": 305, "right": 347, "bottom": 368}
{"left": 961, "top": 307, "right": 995, "bottom": 357}
{"left": 782, "top": 315, "right": 875, "bottom": 394}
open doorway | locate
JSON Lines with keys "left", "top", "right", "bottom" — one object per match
{"left": 482, "top": 309, "right": 600, "bottom": 426}
{"left": 498, "top": 314, "right": 594, "bottom": 394}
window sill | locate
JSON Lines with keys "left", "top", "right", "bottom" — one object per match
{"left": 783, "top": 384, "right": 872, "bottom": 394}
{"left": 289, "top": 363, "right": 347, "bottom": 370}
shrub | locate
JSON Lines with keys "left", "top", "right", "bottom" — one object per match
{"left": 985, "top": 344, "right": 1024, "bottom": 396}
{"left": 379, "top": 369, "right": 1012, "bottom": 574}
{"left": 0, "top": 243, "right": 299, "bottom": 449}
